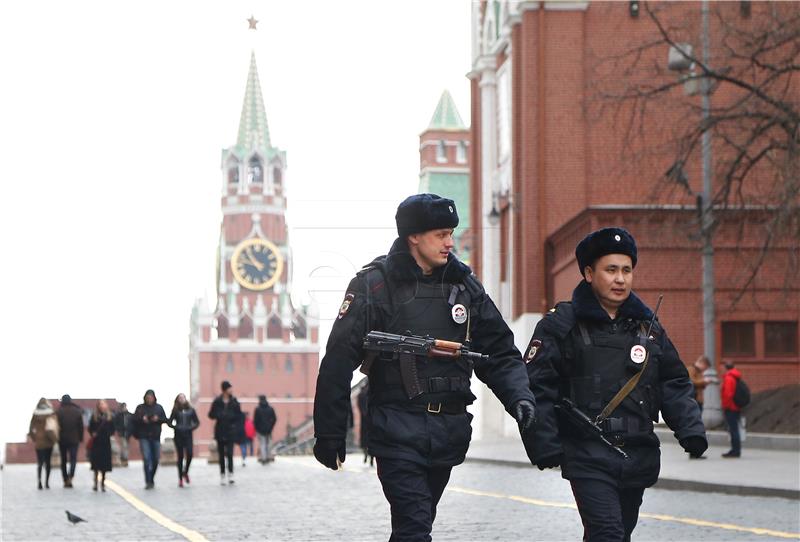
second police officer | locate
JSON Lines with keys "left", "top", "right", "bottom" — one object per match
{"left": 525, "top": 227, "right": 707, "bottom": 542}
{"left": 313, "top": 194, "right": 537, "bottom": 542}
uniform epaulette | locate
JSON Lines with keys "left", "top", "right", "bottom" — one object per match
{"left": 541, "top": 301, "right": 576, "bottom": 340}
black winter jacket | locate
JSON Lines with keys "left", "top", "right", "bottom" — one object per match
{"left": 526, "top": 280, "right": 706, "bottom": 488}
{"left": 133, "top": 402, "right": 167, "bottom": 441}
{"left": 208, "top": 395, "right": 242, "bottom": 442}
{"left": 314, "top": 237, "right": 535, "bottom": 467}
{"left": 56, "top": 402, "right": 84, "bottom": 446}
{"left": 168, "top": 407, "right": 199, "bottom": 435}
{"left": 254, "top": 400, "right": 277, "bottom": 435}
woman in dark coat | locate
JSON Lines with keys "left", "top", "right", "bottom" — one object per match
{"left": 168, "top": 393, "right": 199, "bottom": 487}
{"left": 88, "top": 399, "right": 115, "bottom": 491}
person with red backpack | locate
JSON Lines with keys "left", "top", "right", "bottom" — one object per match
{"left": 721, "top": 361, "right": 745, "bottom": 458}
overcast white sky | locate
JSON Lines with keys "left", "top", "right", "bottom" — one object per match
{"left": 0, "top": 0, "right": 472, "bottom": 452}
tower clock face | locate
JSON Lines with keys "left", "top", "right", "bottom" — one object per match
{"left": 231, "top": 238, "right": 284, "bottom": 291}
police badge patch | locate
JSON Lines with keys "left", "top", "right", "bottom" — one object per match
{"left": 526, "top": 339, "right": 542, "bottom": 363}
{"left": 338, "top": 293, "right": 355, "bottom": 319}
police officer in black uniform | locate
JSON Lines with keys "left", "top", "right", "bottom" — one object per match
{"left": 313, "top": 194, "right": 537, "bottom": 542}
{"left": 525, "top": 227, "right": 707, "bottom": 542}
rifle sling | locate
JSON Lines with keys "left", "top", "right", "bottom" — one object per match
{"left": 595, "top": 324, "right": 650, "bottom": 425}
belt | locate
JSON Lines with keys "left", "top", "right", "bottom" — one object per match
{"left": 405, "top": 401, "right": 467, "bottom": 415}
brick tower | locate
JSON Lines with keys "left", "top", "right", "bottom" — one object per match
{"left": 189, "top": 51, "right": 320, "bottom": 454}
{"left": 419, "top": 90, "right": 472, "bottom": 264}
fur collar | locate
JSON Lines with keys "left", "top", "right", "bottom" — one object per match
{"left": 33, "top": 406, "right": 54, "bottom": 416}
{"left": 379, "top": 237, "right": 472, "bottom": 283}
{"left": 572, "top": 279, "right": 653, "bottom": 323}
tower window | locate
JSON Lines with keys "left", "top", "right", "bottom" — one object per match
{"left": 227, "top": 165, "right": 239, "bottom": 184}
{"left": 247, "top": 157, "right": 263, "bottom": 183}
{"left": 273, "top": 167, "right": 283, "bottom": 195}
{"left": 215, "top": 315, "right": 229, "bottom": 339}
{"left": 267, "top": 315, "right": 282, "bottom": 339}
{"left": 456, "top": 141, "right": 467, "bottom": 164}
{"left": 436, "top": 141, "right": 447, "bottom": 163}
{"left": 256, "top": 355, "right": 264, "bottom": 374}
{"left": 285, "top": 357, "right": 293, "bottom": 373}
{"left": 239, "top": 314, "right": 254, "bottom": 339}
{"left": 225, "top": 355, "right": 234, "bottom": 373}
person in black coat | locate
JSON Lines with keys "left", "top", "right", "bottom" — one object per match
{"left": 168, "top": 393, "right": 199, "bottom": 487}
{"left": 88, "top": 400, "right": 115, "bottom": 492}
{"left": 253, "top": 395, "right": 277, "bottom": 464}
{"left": 526, "top": 227, "right": 707, "bottom": 542}
{"left": 313, "top": 194, "right": 537, "bottom": 541}
{"left": 56, "top": 394, "right": 84, "bottom": 488}
{"left": 133, "top": 389, "right": 167, "bottom": 489}
{"left": 208, "top": 380, "right": 242, "bottom": 484}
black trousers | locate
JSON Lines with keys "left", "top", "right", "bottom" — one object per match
{"left": 175, "top": 433, "right": 194, "bottom": 478}
{"left": 36, "top": 448, "right": 53, "bottom": 483}
{"left": 570, "top": 478, "right": 645, "bottom": 542}
{"left": 59, "top": 443, "right": 78, "bottom": 481}
{"left": 376, "top": 457, "right": 452, "bottom": 542}
{"left": 216, "top": 439, "right": 234, "bottom": 474}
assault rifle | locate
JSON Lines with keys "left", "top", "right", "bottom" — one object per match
{"left": 555, "top": 398, "right": 630, "bottom": 460}
{"left": 361, "top": 331, "right": 488, "bottom": 399}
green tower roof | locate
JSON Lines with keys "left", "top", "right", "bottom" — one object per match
{"left": 427, "top": 90, "right": 466, "bottom": 131}
{"left": 235, "top": 51, "right": 273, "bottom": 158}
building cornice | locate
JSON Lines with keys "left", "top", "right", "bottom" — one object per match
{"left": 195, "top": 343, "right": 319, "bottom": 353}
{"left": 419, "top": 166, "right": 470, "bottom": 176}
{"left": 222, "top": 203, "right": 286, "bottom": 216}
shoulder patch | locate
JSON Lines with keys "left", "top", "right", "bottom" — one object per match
{"left": 338, "top": 293, "right": 355, "bottom": 319}
{"left": 525, "top": 339, "right": 543, "bottom": 363}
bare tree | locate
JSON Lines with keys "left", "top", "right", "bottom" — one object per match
{"left": 589, "top": 1, "right": 799, "bottom": 302}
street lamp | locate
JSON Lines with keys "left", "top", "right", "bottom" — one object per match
{"left": 666, "top": 0, "right": 721, "bottom": 427}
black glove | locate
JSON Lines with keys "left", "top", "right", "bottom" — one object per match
{"left": 536, "top": 453, "right": 562, "bottom": 471}
{"left": 680, "top": 436, "right": 708, "bottom": 457}
{"left": 512, "top": 399, "right": 537, "bottom": 435}
{"left": 313, "top": 438, "right": 346, "bottom": 470}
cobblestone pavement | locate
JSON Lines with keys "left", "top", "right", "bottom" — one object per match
{"left": 2, "top": 457, "right": 798, "bottom": 541}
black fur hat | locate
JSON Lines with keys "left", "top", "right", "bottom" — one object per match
{"left": 395, "top": 193, "right": 459, "bottom": 238}
{"left": 575, "top": 227, "right": 638, "bottom": 276}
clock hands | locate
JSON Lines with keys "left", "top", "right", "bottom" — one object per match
{"left": 245, "top": 247, "right": 265, "bottom": 271}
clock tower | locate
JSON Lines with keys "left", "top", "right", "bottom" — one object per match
{"left": 189, "top": 51, "right": 319, "bottom": 454}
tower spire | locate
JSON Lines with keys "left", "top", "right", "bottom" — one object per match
{"left": 236, "top": 51, "right": 272, "bottom": 156}
{"left": 427, "top": 89, "right": 465, "bottom": 131}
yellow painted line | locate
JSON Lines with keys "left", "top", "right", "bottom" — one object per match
{"left": 104, "top": 479, "right": 209, "bottom": 542}
{"left": 447, "top": 485, "right": 800, "bottom": 540}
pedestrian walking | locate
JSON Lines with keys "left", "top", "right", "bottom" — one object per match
{"left": 526, "top": 227, "right": 707, "bottom": 542}
{"left": 113, "top": 402, "right": 133, "bottom": 466}
{"left": 133, "top": 389, "right": 167, "bottom": 489}
{"left": 208, "top": 380, "right": 242, "bottom": 484}
{"left": 88, "top": 399, "right": 114, "bottom": 492}
{"left": 313, "top": 194, "right": 537, "bottom": 541}
{"left": 253, "top": 395, "right": 276, "bottom": 464}
{"left": 721, "top": 361, "right": 744, "bottom": 458}
{"left": 56, "top": 394, "right": 84, "bottom": 488}
{"left": 168, "top": 393, "right": 199, "bottom": 487}
{"left": 28, "top": 397, "right": 59, "bottom": 490}
{"left": 357, "top": 381, "right": 373, "bottom": 466}
{"left": 240, "top": 411, "right": 255, "bottom": 466}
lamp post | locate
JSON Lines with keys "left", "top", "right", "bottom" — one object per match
{"left": 668, "top": 0, "right": 721, "bottom": 426}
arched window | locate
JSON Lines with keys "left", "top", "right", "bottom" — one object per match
{"left": 267, "top": 315, "right": 282, "bottom": 339}
{"left": 456, "top": 141, "right": 467, "bottom": 164}
{"left": 215, "top": 315, "right": 229, "bottom": 339}
{"left": 247, "top": 156, "right": 263, "bottom": 183}
{"left": 225, "top": 355, "right": 234, "bottom": 373}
{"left": 285, "top": 357, "right": 293, "bottom": 373}
{"left": 292, "top": 316, "right": 307, "bottom": 339}
{"left": 227, "top": 164, "right": 239, "bottom": 184}
{"left": 256, "top": 355, "right": 264, "bottom": 374}
{"left": 239, "top": 314, "right": 254, "bottom": 339}
{"left": 272, "top": 167, "right": 282, "bottom": 195}
{"left": 436, "top": 141, "right": 447, "bottom": 163}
